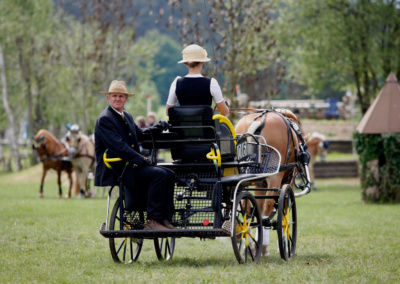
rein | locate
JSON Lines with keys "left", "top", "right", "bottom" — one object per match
{"left": 71, "top": 137, "right": 96, "bottom": 168}
{"left": 40, "top": 136, "right": 69, "bottom": 162}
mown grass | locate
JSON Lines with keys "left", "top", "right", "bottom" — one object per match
{"left": 1, "top": 166, "right": 399, "bottom": 283}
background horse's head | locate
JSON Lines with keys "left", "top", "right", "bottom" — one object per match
{"left": 32, "top": 129, "right": 66, "bottom": 161}
{"left": 66, "top": 124, "right": 82, "bottom": 158}
{"left": 304, "top": 132, "right": 329, "bottom": 162}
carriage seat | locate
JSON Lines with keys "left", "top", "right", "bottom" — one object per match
{"left": 168, "top": 105, "right": 236, "bottom": 162}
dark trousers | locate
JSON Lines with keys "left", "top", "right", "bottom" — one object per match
{"left": 125, "top": 165, "right": 175, "bottom": 220}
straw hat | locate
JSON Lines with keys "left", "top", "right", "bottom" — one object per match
{"left": 178, "top": 44, "right": 211, "bottom": 64}
{"left": 101, "top": 80, "right": 135, "bottom": 97}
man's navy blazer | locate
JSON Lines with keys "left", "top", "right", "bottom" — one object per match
{"left": 94, "top": 106, "right": 145, "bottom": 187}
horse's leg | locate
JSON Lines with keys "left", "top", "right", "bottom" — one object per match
{"left": 39, "top": 165, "right": 47, "bottom": 198}
{"left": 84, "top": 167, "right": 91, "bottom": 198}
{"left": 257, "top": 173, "right": 285, "bottom": 257}
{"left": 57, "top": 170, "right": 62, "bottom": 198}
{"left": 76, "top": 171, "right": 85, "bottom": 198}
{"left": 67, "top": 171, "right": 73, "bottom": 198}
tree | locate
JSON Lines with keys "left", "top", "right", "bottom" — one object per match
{"left": 153, "top": 0, "right": 281, "bottom": 105}
{"left": 0, "top": 44, "right": 21, "bottom": 171}
{"left": 277, "top": 0, "right": 400, "bottom": 113}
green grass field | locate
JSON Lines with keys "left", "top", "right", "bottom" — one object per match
{"left": 1, "top": 166, "right": 399, "bottom": 283}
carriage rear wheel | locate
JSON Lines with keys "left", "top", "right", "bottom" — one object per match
{"left": 277, "top": 184, "right": 297, "bottom": 261}
{"left": 231, "top": 191, "right": 263, "bottom": 264}
{"left": 154, "top": 237, "right": 175, "bottom": 261}
{"left": 109, "top": 197, "right": 144, "bottom": 264}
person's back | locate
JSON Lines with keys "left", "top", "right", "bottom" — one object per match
{"left": 166, "top": 44, "right": 229, "bottom": 117}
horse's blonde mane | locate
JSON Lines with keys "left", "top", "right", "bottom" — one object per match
{"left": 305, "top": 132, "right": 326, "bottom": 143}
{"left": 36, "top": 129, "right": 59, "bottom": 142}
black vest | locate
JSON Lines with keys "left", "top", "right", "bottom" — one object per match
{"left": 176, "top": 77, "right": 212, "bottom": 106}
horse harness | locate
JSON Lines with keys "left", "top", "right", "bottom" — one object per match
{"left": 72, "top": 137, "right": 96, "bottom": 169}
{"left": 36, "top": 135, "right": 69, "bottom": 163}
{"left": 251, "top": 109, "right": 307, "bottom": 184}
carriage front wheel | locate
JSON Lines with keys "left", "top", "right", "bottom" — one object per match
{"left": 231, "top": 191, "right": 263, "bottom": 264}
{"left": 154, "top": 237, "right": 175, "bottom": 261}
{"left": 109, "top": 197, "right": 144, "bottom": 263}
{"left": 277, "top": 184, "right": 297, "bottom": 261}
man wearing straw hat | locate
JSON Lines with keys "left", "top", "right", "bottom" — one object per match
{"left": 95, "top": 80, "right": 176, "bottom": 230}
{"left": 166, "top": 44, "right": 229, "bottom": 116}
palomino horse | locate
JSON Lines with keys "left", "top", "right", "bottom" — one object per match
{"left": 234, "top": 109, "right": 301, "bottom": 256}
{"left": 304, "top": 132, "right": 329, "bottom": 190}
{"left": 66, "top": 124, "right": 96, "bottom": 198}
{"left": 32, "top": 129, "right": 73, "bottom": 198}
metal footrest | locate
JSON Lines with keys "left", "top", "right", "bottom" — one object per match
{"left": 99, "top": 228, "right": 231, "bottom": 239}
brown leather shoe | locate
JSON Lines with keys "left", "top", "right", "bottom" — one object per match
{"left": 162, "top": 220, "right": 177, "bottom": 230}
{"left": 144, "top": 220, "right": 168, "bottom": 230}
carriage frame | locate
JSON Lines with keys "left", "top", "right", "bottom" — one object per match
{"left": 99, "top": 105, "right": 312, "bottom": 264}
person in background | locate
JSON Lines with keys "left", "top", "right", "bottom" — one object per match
{"left": 166, "top": 44, "right": 229, "bottom": 116}
{"left": 146, "top": 112, "right": 156, "bottom": 127}
{"left": 94, "top": 80, "right": 176, "bottom": 230}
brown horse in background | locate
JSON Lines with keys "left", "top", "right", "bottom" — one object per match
{"left": 66, "top": 124, "right": 96, "bottom": 198}
{"left": 32, "top": 129, "right": 73, "bottom": 198}
{"left": 234, "top": 109, "right": 301, "bottom": 256}
{"left": 304, "top": 132, "right": 329, "bottom": 190}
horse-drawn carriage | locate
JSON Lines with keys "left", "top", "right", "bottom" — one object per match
{"left": 99, "top": 105, "right": 311, "bottom": 264}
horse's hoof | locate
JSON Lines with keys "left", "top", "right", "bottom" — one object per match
{"left": 39, "top": 193, "right": 44, "bottom": 198}
{"left": 58, "top": 194, "right": 62, "bottom": 198}
{"left": 262, "top": 245, "right": 270, "bottom": 257}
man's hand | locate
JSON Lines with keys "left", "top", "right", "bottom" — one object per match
{"left": 141, "top": 157, "right": 154, "bottom": 167}
{"left": 143, "top": 120, "right": 169, "bottom": 134}
{"left": 153, "top": 120, "right": 169, "bottom": 131}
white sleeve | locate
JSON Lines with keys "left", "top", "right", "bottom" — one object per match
{"left": 166, "top": 76, "right": 181, "bottom": 106}
{"left": 210, "top": 78, "right": 224, "bottom": 104}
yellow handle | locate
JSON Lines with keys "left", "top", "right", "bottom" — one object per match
{"left": 206, "top": 148, "right": 221, "bottom": 167}
{"left": 103, "top": 151, "right": 123, "bottom": 169}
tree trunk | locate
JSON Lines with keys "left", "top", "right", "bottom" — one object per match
{"left": 0, "top": 44, "right": 21, "bottom": 171}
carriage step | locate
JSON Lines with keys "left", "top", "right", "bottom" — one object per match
{"left": 99, "top": 228, "right": 231, "bottom": 239}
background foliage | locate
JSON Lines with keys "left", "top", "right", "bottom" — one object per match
{"left": 354, "top": 133, "right": 400, "bottom": 203}
{"left": 1, "top": 0, "right": 400, "bottom": 174}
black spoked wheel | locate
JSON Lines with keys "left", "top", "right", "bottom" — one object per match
{"left": 109, "top": 197, "right": 144, "bottom": 264}
{"left": 277, "top": 184, "right": 297, "bottom": 261}
{"left": 231, "top": 191, "right": 263, "bottom": 264}
{"left": 154, "top": 237, "right": 175, "bottom": 261}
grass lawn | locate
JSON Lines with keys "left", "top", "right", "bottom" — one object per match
{"left": 0, "top": 166, "right": 399, "bottom": 283}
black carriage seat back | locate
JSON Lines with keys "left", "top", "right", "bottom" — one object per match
{"left": 168, "top": 105, "right": 236, "bottom": 162}
{"left": 169, "top": 105, "right": 216, "bottom": 162}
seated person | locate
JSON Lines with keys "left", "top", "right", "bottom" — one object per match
{"left": 166, "top": 44, "right": 229, "bottom": 117}
{"left": 95, "top": 80, "right": 176, "bottom": 231}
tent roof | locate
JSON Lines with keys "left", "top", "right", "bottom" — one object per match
{"left": 356, "top": 72, "right": 400, "bottom": 134}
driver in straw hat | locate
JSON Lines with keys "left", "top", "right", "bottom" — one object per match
{"left": 95, "top": 80, "right": 177, "bottom": 230}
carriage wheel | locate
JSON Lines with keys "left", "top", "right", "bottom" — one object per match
{"left": 277, "top": 184, "right": 297, "bottom": 261}
{"left": 154, "top": 237, "right": 175, "bottom": 261}
{"left": 231, "top": 191, "right": 263, "bottom": 264}
{"left": 109, "top": 197, "right": 143, "bottom": 264}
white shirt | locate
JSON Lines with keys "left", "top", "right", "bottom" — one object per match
{"left": 166, "top": 74, "right": 224, "bottom": 106}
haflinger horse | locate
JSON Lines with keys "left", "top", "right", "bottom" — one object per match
{"left": 304, "top": 132, "right": 329, "bottom": 190}
{"left": 66, "top": 124, "right": 96, "bottom": 198}
{"left": 32, "top": 129, "right": 73, "bottom": 198}
{"left": 234, "top": 108, "right": 305, "bottom": 257}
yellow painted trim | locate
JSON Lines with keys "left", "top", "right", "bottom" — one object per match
{"left": 212, "top": 114, "right": 237, "bottom": 147}
{"left": 206, "top": 148, "right": 221, "bottom": 167}
{"left": 103, "top": 151, "right": 122, "bottom": 169}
